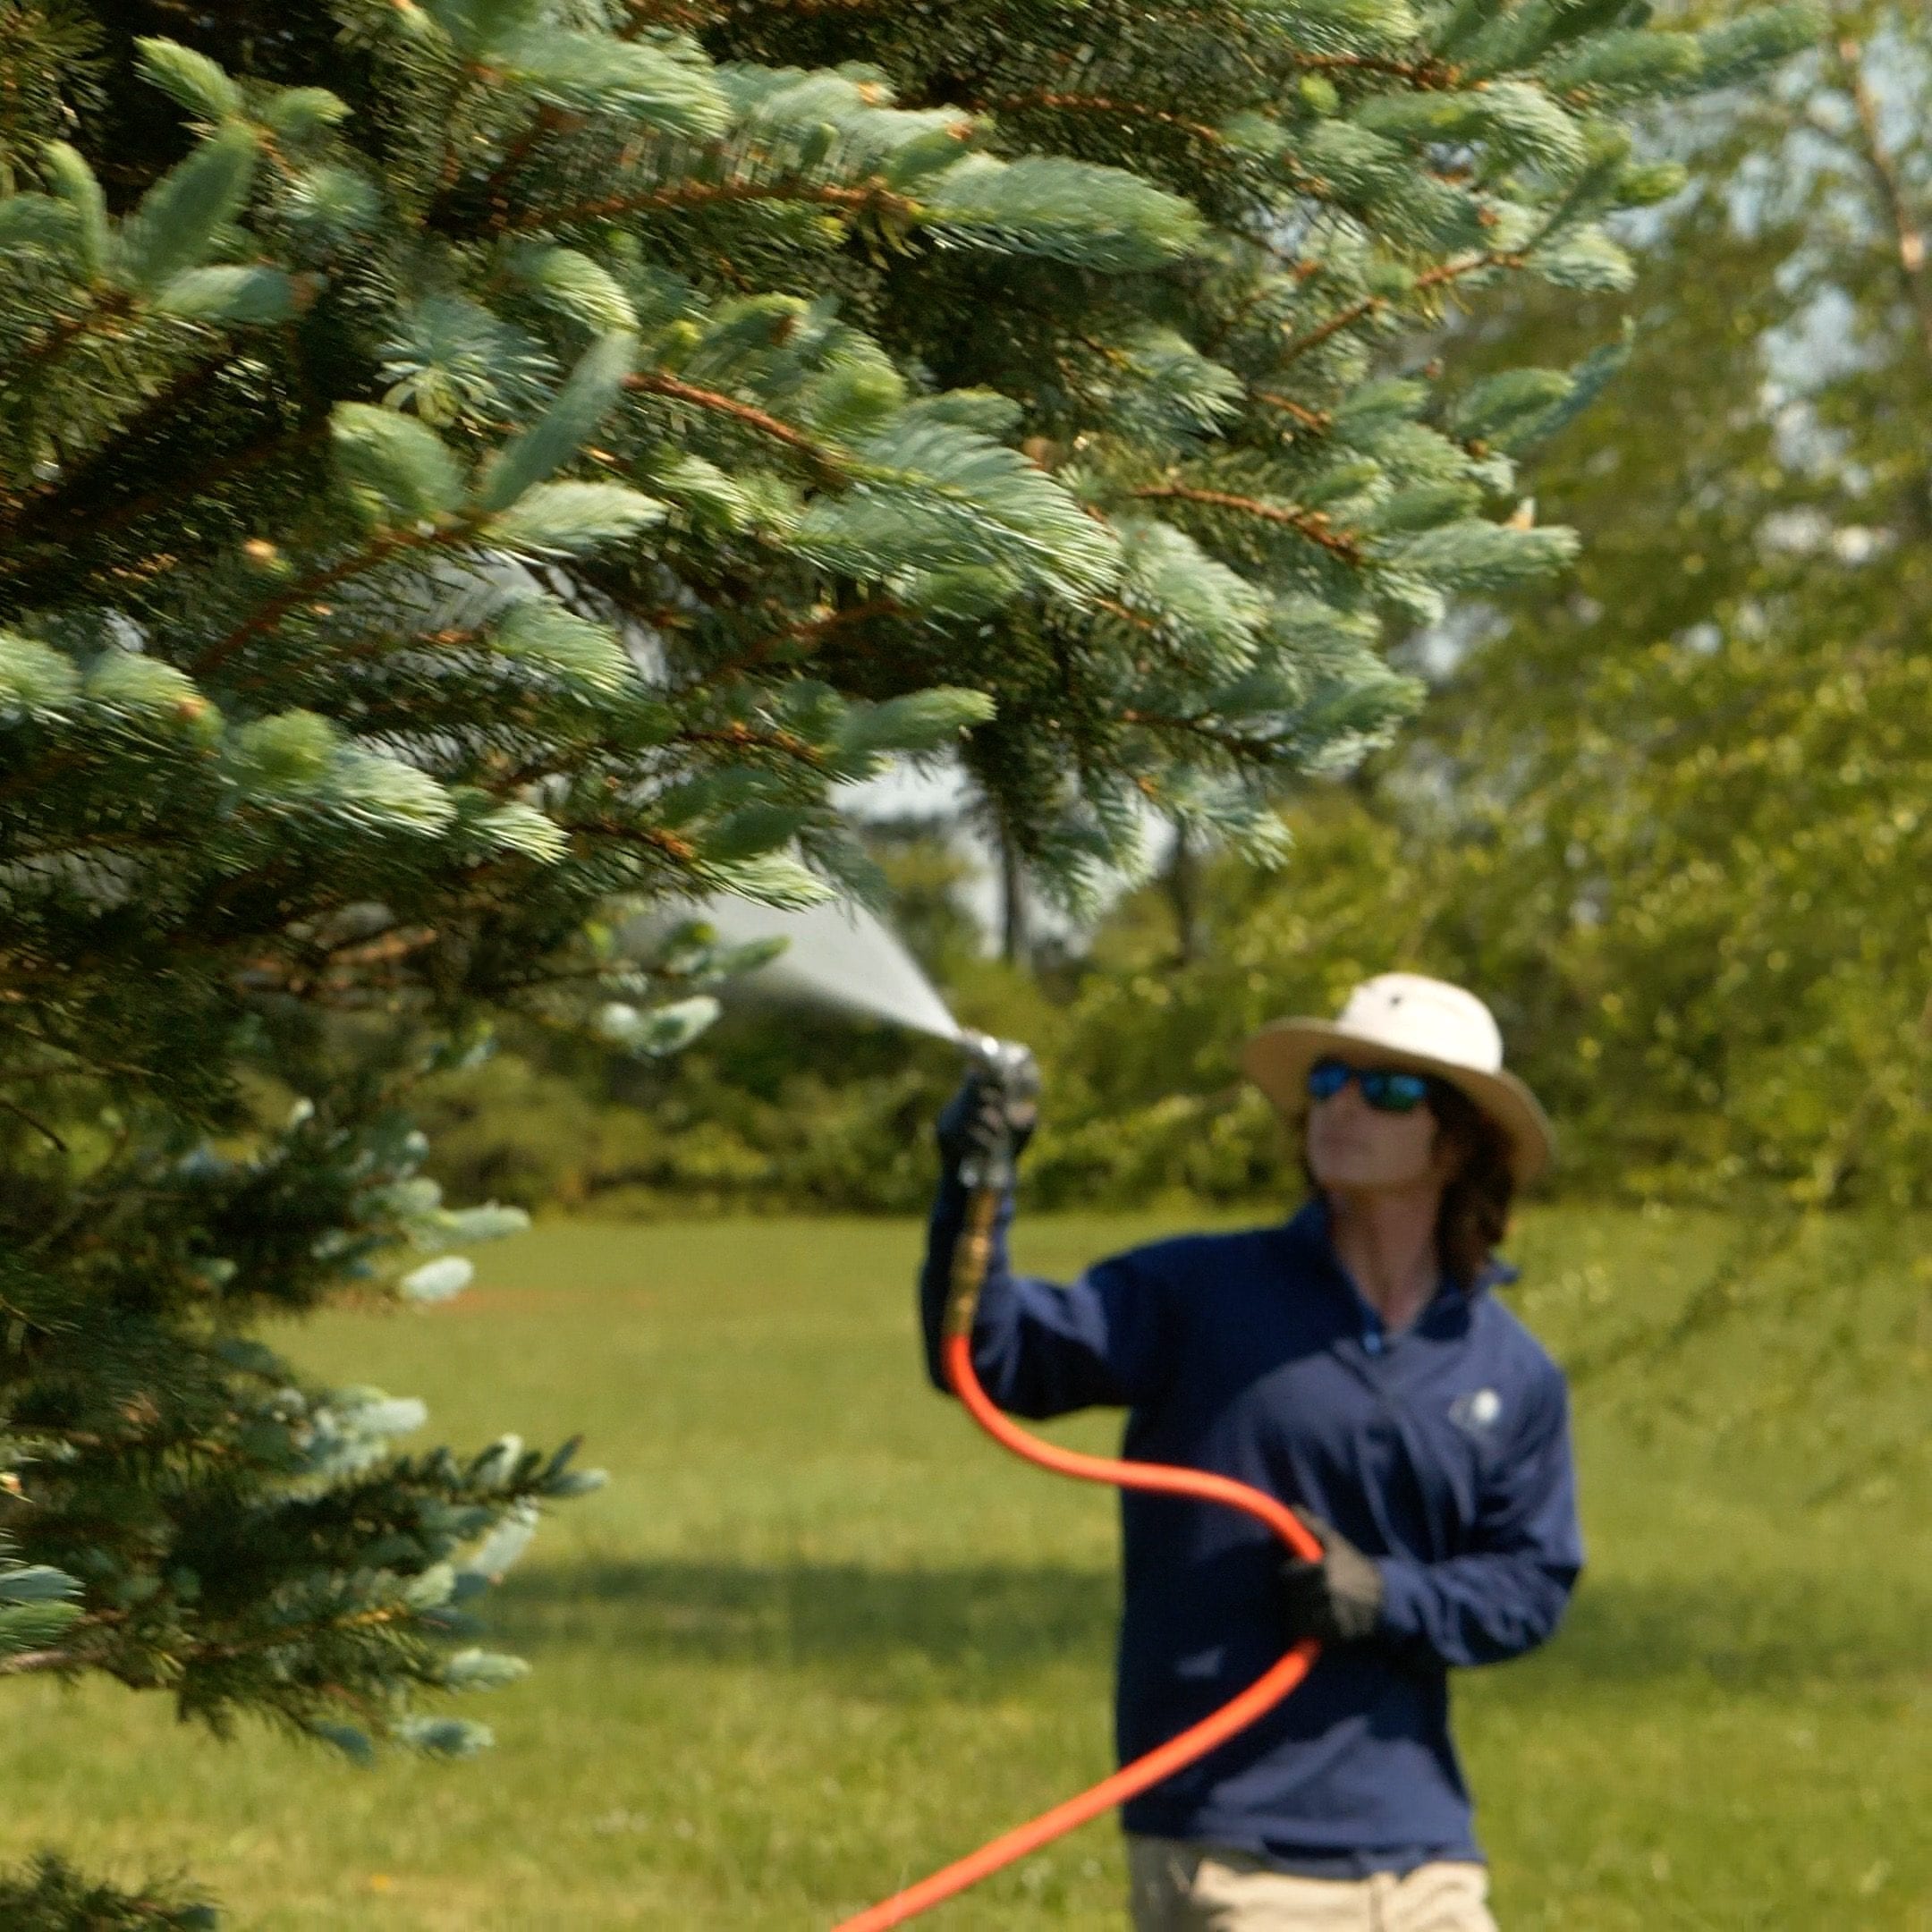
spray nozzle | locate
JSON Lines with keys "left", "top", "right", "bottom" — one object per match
{"left": 959, "top": 1030, "right": 1039, "bottom": 1095}
{"left": 953, "top": 1033, "right": 1039, "bottom": 1191}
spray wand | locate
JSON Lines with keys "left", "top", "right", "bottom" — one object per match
{"left": 831, "top": 1034, "right": 1326, "bottom": 1932}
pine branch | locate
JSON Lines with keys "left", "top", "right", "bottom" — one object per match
{"left": 498, "top": 176, "right": 917, "bottom": 236}
{"left": 0, "top": 1094, "right": 67, "bottom": 1149}
{"left": 618, "top": 0, "right": 723, "bottom": 33}
{"left": 0, "top": 382, "right": 314, "bottom": 560}
{"left": 976, "top": 92, "right": 1229, "bottom": 147}
{"left": 264, "top": 622, "right": 490, "bottom": 693}
{"left": 676, "top": 722, "right": 826, "bottom": 767}
{"left": 1277, "top": 250, "right": 1521, "bottom": 364}
{"left": 5, "top": 287, "right": 140, "bottom": 380}
{"left": 0, "top": 1646, "right": 85, "bottom": 1677}
{"left": 691, "top": 596, "right": 901, "bottom": 687}
{"left": 471, "top": 106, "right": 580, "bottom": 227}
{"left": 581, "top": 818, "right": 699, "bottom": 863}
{"left": 623, "top": 371, "right": 851, "bottom": 483}
{"left": 671, "top": 0, "right": 881, "bottom": 13}
{"left": 192, "top": 522, "right": 478, "bottom": 679}
{"left": 1096, "top": 596, "right": 1161, "bottom": 633}
{"left": 1292, "top": 53, "right": 1462, "bottom": 89}
{"left": 1130, "top": 482, "right": 1365, "bottom": 563}
{"left": 0, "top": 350, "right": 234, "bottom": 533}
{"left": 1252, "top": 389, "right": 1332, "bottom": 434}
{"left": 426, "top": 103, "right": 698, "bottom": 236}
{"left": 0, "top": 749, "right": 85, "bottom": 810}
{"left": 1119, "top": 706, "right": 1277, "bottom": 761}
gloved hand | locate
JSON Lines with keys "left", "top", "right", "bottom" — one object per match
{"left": 936, "top": 1058, "right": 1039, "bottom": 1178}
{"left": 1279, "top": 1513, "right": 1385, "bottom": 1645}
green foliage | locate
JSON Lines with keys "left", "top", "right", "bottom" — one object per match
{"left": 0, "top": 1535, "right": 82, "bottom": 1665}
{"left": 0, "top": 1857, "right": 216, "bottom": 1932}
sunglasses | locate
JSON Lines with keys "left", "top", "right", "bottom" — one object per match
{"left": 1307, "top": 1056, "right": 1436, "bottom": 1114}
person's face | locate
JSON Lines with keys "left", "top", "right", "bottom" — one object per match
{"left": 1304, "top": 1064, "right": 1450, "bottom": 1194}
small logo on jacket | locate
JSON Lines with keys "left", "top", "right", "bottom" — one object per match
{"left": 1449, "top": 1387, "right": 1503, "bottom": 1437}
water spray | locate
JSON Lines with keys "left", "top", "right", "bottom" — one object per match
{"left": 637, "top": 899, "right": 1325, "bottom": 1927}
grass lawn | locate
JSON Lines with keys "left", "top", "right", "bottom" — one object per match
{"left": 3, "top": 1206, "right": 1929, "bottom": 1928}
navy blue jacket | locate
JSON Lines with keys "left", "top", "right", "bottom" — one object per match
{"left": 919, "top": 1178, "right": 1582, "bottom": 1875}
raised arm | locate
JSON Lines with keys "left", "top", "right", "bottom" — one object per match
{"left": 919, "top": 1097, "right": 1169, "bottom": 1419}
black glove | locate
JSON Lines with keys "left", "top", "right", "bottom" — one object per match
{"left": 1279, "top": 1513, "right": 1385, "bottom": 1645}
{"left": 936, "top": 1063, "right": 1038, "bottom": 1177}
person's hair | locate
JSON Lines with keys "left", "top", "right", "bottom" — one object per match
{"left": 1297, "top": 1076, "right": 1516, "bottom": 1288}
{"left": 1424, "top": 1080, "right": 1516, "bottom": 1287}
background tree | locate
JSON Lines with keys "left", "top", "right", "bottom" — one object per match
{"left": 0, "top": 0, "right": 1804, "bottom": 1914}
{"left": 1347, "top": 0, "right": 1932, "bottom": 1221}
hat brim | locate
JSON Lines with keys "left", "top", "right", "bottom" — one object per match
{"left": 1239, "top": 1019, "right": 1555, "bottom": 1185}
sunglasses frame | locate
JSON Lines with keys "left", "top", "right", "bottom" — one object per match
{"left": 1305, "top": 1056, "right": 1439, "bottom": 1114}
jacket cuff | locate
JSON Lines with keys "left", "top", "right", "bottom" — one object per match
{"left": 1370, "top": 1555, "right": 1432, "bottom": 1644}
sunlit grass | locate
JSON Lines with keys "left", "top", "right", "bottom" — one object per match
{"left": 2, "top": 1208, "right": 1928, "bottom": 1927}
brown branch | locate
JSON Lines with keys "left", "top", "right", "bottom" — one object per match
{"left": 580, "top": 818, "right": 698, "bottom": 863}
{"left": 778, "top": 596, "right": 898, "bottom": 648}
{"left": 1277, "top": 292, "right": 1390, "bottom": 363}
{"left": 676, "top": 722, "right": 825, "bottom": 767}
{"left": 692, "top": 596, "right": 901, "bottom": 688}
{"left": 0, "top": 349, "right": 234, "bottom": 538}
{"left": 0, "top": 747, "right": 83, "bottom": 810}
{"left": 1130, "top": 482, "right": 1364, "bottom": 563}
{"left": 498, "top": 176, "right": 915, "bottom": 236}
{"left": 0, "top": 1646, "right": 86, "bottom": 1677}
{"left": 623, "top": 370, "right": 850, "bottom": 483}
{"left": 432, "top": 67, "right": 497, "bottom": 203}
{"left": 618, "top": 0, "right": 724, "bottom": 33}
{"left": 1276, "top": 250, "right": 1519, "bottom": 364}
{"left": 1096, "top": 596, "right": 1161, "bottom": 633}
{"left": 0, "top": 1093, "right": 66, "bottom": 1150}
{"left": 0, "top": 418, "right": 330, "bottom": 569}
{"left": 1834, "top": 36, "right": 1932, "bottom": 372}
{"left": 1291, "top": 51, "right": 1462, "bottom": 89}
{"left": 237, "top": 621, "right": 490, "bottom": 696}
{"left": 423, "top": 101, "right": 606, "bottom": 235}
{"left": 676, "top": 0, "right": 881, "bottom": 12}
{"left": 1119, "top": 707, "right": 1276, "bottom": 760}
{"left": 7, "top": 288, "right": 133, "bottom": 378}
{"left": 1252, "top": 388, "right": 1332, "bottom": 434}
{"left": 192, "top": 522, "right": 473, "bottom": 680}
{"left": 477, "top": 106, "right": 574, "bottom": 226}
{"left": 623, "top": 0, "right": 878, "bottom": 21}
{"left": 977, "top": 91, "right": 1227, "bottom": 147}
{"left": 0, "top": 1054, "right": 152, "bottom": 1086}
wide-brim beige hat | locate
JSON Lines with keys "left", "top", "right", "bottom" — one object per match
{"left": 1240, "top": 972, "right": 1555, "bottom": 1184}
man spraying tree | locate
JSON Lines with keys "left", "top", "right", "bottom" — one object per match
{"left": 921, "top": 975, "right": 1578, "bottom": 1930}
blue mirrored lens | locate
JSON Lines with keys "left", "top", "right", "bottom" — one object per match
{"left": 1307, "top": 1058, "right": 1352, "bottom": 1100}
{"left": 1360, "top": 1069, "right": 1430, "bottom": 1111}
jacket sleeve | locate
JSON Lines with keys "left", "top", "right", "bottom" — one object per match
{"left": 1373, "top": 1362, "right": 1583, "bottom": 1668}
{"left": 918, "top": 1166, "right": 1170, "bottom": 1419}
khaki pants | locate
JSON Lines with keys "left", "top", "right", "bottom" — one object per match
{"left": 1128, "top": 1836, "right": 1498, "bottom": 1932}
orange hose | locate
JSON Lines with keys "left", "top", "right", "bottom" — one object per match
{"left": 831, "top": 1330, "right": 1325, "bottom": 1930}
